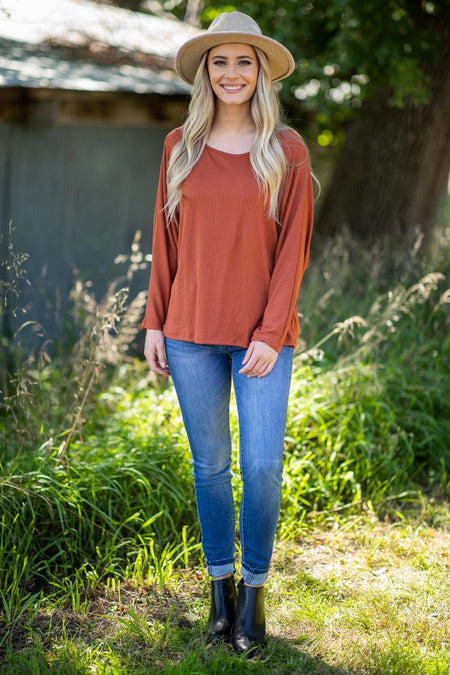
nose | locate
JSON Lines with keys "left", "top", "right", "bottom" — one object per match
{"left": 223, "top": 63, "right": 238, "bottom": 79}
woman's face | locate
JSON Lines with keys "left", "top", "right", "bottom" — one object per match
{"left": 207, "top": 43, "right": 259, "bottom": 106}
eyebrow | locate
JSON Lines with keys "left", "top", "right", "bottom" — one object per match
{"left": 211, "top": 54, "right": 255, "bottom": 59}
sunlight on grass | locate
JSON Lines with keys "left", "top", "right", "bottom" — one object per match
{"left": 2, "top": 513, "right": 449, "bottom": 673}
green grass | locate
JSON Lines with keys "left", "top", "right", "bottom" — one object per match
{"left": 1, "top": 224, "right": 449, "bottom": 672}
{"left": 1, "top": 512, "right": 449, "bottom": 673}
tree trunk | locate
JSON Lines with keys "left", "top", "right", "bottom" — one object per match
{"left": 317, "top": 13, "right": 450, "bottom": 248}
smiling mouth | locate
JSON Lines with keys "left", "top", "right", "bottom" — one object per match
{"left": 221, "top": 84, "right": 245, "bottom": 92}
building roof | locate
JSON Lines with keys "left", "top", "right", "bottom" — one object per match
{"left": 0, "top": 0, "right": 198, "bottom": 94}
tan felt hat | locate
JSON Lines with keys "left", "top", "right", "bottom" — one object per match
{"left": 175, "top": 11, "right": 295, "bottom": 85}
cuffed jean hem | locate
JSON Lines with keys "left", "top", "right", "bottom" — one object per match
{"left": 240, "top": 565, "right": 269, "bottom": 586}
{"left": 208, "top": 560, "right": 236, "bottom": 579}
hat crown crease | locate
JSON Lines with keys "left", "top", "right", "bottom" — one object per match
{"left": 208, "top": 11, "right": 262, "bottom": 36}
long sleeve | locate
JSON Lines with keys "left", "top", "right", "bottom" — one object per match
{"left": 251, "top": 138, "right": 314, "bottom": 352}
{"left": 141, "top": 133, "right": 179, "bottom": 330}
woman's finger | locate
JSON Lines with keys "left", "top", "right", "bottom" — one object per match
{"left": 239, "top": 341, "right": 278, "bottom": 377}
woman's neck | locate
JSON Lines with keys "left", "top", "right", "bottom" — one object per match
{"left": 212, "top": 100, "right": 254, "bottom": 132}
{"left": 208, "top": 102, "right": 256, "bottom": 153}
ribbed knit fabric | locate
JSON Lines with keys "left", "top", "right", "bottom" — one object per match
{"left": 141, "top": 126, "right": 314, "bottom": 353}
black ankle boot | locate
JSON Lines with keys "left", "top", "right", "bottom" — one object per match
{"left": 233, "top": 579, "right": 266, "bottom": 656}
{"left": 206, "top": 576, "right": 236, "bottom": 642}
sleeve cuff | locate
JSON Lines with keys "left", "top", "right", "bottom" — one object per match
{"left": 141, "top": 318, "right": 164, "bottom": 331}
{"left": 250, "top": 329, "right": 283, "bottom": 353}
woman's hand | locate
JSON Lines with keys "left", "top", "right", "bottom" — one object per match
{"left": 239, "top": 340, "right": 278, "bottom": 378}
{"left": 144, "top": 329, "right": 170, "bottom": 376}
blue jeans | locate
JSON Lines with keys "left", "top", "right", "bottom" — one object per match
{"left": 165, "top": 338, "right": 293, "bottom": 585}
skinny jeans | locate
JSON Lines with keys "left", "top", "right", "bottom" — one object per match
{"left": 165, "top": 338, "right": 293, "bottom": 585}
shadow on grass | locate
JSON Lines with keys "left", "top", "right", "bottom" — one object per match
{"left": 265, "top": 636, "right": 359, "bottom": 674}
{"left": 109, "top": 631, "right": 358, "bottom": 674}
{"left": 100, "top": 602, "right": 358, "bottom": 675}
{"left": 1, "top": 591, "right": 357, "bottom": 674}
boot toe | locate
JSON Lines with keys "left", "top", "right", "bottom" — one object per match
{"left": 207, "top": 618, "right": 233, "bottom": 643}
{"left": 233, "top": 633, "right": 265, "bottom": 657}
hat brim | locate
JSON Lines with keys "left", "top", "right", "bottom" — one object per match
{"left": 175, "top": 32, "right": 295, "bottom": 85}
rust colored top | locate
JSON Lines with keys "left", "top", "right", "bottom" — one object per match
{"left": 141, "top": 126, "right": 314, "bottom": 353}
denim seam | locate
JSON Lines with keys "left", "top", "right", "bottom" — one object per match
{"left": 234, "top": 375, "right": 247, "bottom": 573}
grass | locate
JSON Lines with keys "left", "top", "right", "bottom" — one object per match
{"left": 0, "top": 221, "right": 449, "bottom": 672}
{"left": 1, "top": 510, "right": 449, "bottom": 673}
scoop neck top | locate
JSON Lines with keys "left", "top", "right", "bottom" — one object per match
{"left": 205, "top": 144, "right": 250, "bottom": 157}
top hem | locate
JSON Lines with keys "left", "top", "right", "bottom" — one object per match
{"left": 162, "top": 328, "right": 297, "bottom": 351}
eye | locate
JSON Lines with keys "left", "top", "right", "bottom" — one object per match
{"left": 212, "top": 59, "right": 227, "bottom": 66}
{"left": 239, "top": 59, "right": 253, "bottom": 66}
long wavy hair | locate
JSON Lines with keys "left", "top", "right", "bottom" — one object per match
{"left": 165, "top": 46, "right": 295, "bottom": 224}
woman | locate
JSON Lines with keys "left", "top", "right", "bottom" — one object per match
{"left": 142, "top": 11, "right": 314, "bottom": 656}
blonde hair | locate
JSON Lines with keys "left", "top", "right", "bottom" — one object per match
{"left": 165, "top": 47, "right": 296, "bottom": 224}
